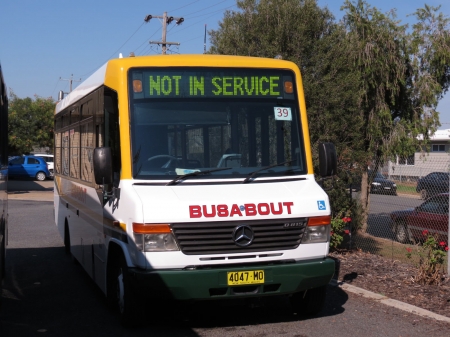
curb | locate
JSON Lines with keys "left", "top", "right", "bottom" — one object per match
{"left": 329, "top": 279, "right": 450, "bottom": 323}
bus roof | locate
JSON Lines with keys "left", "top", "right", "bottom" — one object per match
{"left": 55, "top": 54, "right": 299, "bottom": 114}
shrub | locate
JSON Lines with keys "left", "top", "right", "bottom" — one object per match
{"left": 406, "top": 230, "right": 449, "bottom": 285}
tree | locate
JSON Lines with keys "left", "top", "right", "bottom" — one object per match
{"left": 209, "top": 0, "right": 365, "bottom": 219}
{"left": 8, "top": 91, "right": 55, "bottom": 155}
{"left": 209, "top": 0, "right": 450, "bottom": 233}
{"left": 340, "top": 1, "right": 450, "bottom": 231}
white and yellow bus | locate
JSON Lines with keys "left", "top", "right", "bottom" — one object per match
{"left": 54, "top": 54, "right": 337, "bottom": 324}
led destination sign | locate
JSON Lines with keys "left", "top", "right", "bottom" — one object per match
{"left": 131, "top": 68, "right": 294, "bottom": 99}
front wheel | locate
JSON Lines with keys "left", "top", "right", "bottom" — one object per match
{"left": 35, "top": 171, "right": 46, "bottom": 181}
{"left": 290, "top": 285, "right": 327, "bottom": 316}
{"left": 108, "top": 255, "right": 142, "bottom": 326}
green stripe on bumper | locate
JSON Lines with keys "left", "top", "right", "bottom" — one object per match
{"left": 128, "top": 258, "right": 335, "bottom": 300}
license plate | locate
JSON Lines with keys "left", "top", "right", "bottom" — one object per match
{"left": 227, "top": 270, "right": 264, "bottom": 286}
{"left": 384, "top": 187, "right": 391, "bottom": 189}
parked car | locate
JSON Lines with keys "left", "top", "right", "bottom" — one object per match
{"left": 8, "top": 155, "right": 51, "bottom": 181}
{"left": 390, "top": 193, "right": 448, "bottom": 244}
{"left": 369, "top": 170, "right": 397, "bottom": 195}
{"left": 34, "top": 154, "right": 54, "bottom": 178}
{"left": 416, "top": 172, "right": 449, "bottom": 200}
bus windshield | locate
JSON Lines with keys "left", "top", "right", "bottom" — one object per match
{"left": 129, "top": 67, "right": 306, "bottom": 180}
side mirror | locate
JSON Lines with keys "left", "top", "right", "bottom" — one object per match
{"left": 93, "top": 147, "right": 113, "bottom": 185}
{"left": 318, "top": 142, "right": 337, "bottom": 177}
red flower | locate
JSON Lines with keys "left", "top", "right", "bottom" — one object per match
{"left": 422, "top": 230, "right": 429, "bottom": 236}
{"left": 439, "top": 241, "right": 446, "bottom": 247}
{"left": 344, "top": 229, "right": 350, "bottom": 235}
{"left": 406, "top": 247, "right": 412, "bottom": 253}
{"left": 342, "top": 217, "right": 352, "bottom": 223}
{"left": 446, "top": 247, "right": 449, "bottom": 252}
{"left": 330, "top": 231, "right": 334, "bottom": 236}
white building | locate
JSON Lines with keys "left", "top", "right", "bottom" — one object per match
{"left": 387, "top": 129, "right": 450, "bottom": 181}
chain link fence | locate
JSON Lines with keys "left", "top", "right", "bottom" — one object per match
{"left": 342, "top": 156, "right": 449, "bottom": 274}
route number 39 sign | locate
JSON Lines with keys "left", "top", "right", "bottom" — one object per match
{"left": 274, "top": 107, "right": 292, "bottom": 121}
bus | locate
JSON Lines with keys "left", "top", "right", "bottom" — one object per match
{"left": 0, "top": 62, "right": 8, "bottom": 307}
{"left": 54, "top": 54, "right": 337, "bottom": 325}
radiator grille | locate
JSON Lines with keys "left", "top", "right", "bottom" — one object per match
{"left": 171, "top": 218, "right": 307, "bottom": 255}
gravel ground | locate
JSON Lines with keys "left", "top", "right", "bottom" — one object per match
{"left": 329, "top": 250, "right": 450, "bottom": 318}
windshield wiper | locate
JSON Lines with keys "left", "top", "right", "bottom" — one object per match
{"left": 243, "top": 160, "right": 297, "bottom": 184}
{"left": 166, "top": 167, "right": 232, "bottom": 186}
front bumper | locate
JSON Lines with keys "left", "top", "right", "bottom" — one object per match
{"left": 127, "top": 257, "right": 335, "bottom": 300}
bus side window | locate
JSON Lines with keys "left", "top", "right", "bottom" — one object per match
{"left": 104, "top": 89, "right": 120, "bottom": 186}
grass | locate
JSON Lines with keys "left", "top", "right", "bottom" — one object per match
{"left": 395, "top": 181, "right": 419, "bottom": 195}
{"left": 345, "top": 232, "right": 448, "bottom": 274}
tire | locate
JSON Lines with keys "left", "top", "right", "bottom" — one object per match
{"left": 64, "top": 223, "right": 71, "bottom": 256}
{"left": 395, "top": 221, "right": 409, "bottom": 244}
{"left": 108, "top": 254, "right": 141, "bottom": 326}
{"left": 0, "top": 234, "right": 3, "bottom": 309}
{"left": 49, "top": 169, "right": 54, "bottom": 178}
{"left": 290, "top": 285, "right": 327, "bottom": 316}
{"left": 35, "top": 171, "right": 46, "bottom": 181}
{"left": 420, "top": 189, "right": 427, "bottom": 200}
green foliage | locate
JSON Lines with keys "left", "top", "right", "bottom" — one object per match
{"left": 209, "top": 0, "right": 450, "bottom": 227}
{"left": 8, "top": 91, "right": 55, "bottom": 155}
{"left": 330, "top": 213, "right": 352, "bottom": 250}
{"left": 406, "top": 231, "right": 449, "bottom": 285}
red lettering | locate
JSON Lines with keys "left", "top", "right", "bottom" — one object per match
{"left": 190, "top": 201, "right": 294, "bottom": 218}
{"left": 202, "top": 205, "right": 216, "bottom": 217}
{"left": 258, "top": 203, "right": 270, "bottom": 215}
{"left": 189, "top": 205, "right": 202, "bottom": 218}
{"left": 229, "top": 204, "right": 243, "bottom": 217}
{"left": 217, "top": 204, "right": 229, "bottom": 217}
{"left": 283, "top": 202, "right": 294, "bottom": 214}
{"left": 270, "top": 202, "right": 283, "bottom": 215}
{"left": 245, "top": 204, "right": 257, "bottom": 216}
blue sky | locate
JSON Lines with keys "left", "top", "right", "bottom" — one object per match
{"left": 1, "top": 0, "right": 449, "bottom": 128}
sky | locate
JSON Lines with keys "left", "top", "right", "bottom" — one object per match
{"left": 1, "top": 0, "right": 449, "bottom": 128}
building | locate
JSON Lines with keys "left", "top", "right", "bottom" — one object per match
{"left": 387, "top": 129, "right": 450, "bottom": 181}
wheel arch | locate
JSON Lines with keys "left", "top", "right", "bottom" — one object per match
{"left": 106, "top": 240, "right": 131, "bottom": 297}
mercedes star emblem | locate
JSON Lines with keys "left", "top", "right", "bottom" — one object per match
{"left": 232, "top": 225, "right": 254, "bottom": 247}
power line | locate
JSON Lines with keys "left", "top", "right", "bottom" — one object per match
{"left": 183, "top": 0, "right": 229, "bottom": 17}
{"left": 168, "top": 0, "right": 201, "bottom": 13}
{"left": 105, "top": 22, "right": 146, "bottom": 61}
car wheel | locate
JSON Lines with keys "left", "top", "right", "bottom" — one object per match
{"left": 420, "top": 189, "right": 427, "bottom": 200}
{"left": 395, "top": 221, "right": 409, "bottom": 244}
{"left": 49, "top": 169, "right": 54, "bottom": 178}
{"left": 35, "top": 171, "right": 46, "bottom": 181}
{"left": 290, "top": 285, "right": 327, "bottom": 316}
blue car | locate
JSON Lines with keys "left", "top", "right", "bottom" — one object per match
{"left": 8, "top": 155, "right": 51, "bottom": 181}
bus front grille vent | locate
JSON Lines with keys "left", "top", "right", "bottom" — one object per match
{"left": 171, "top": 218, "right": 307, "bottom": 255}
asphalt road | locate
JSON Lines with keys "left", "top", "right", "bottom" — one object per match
{"left": 1, "top": 199, "right": 450, "bottom": 336}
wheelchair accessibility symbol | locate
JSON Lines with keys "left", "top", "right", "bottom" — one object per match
{"left": 317, "top": 201, "right": 326, "bottom": 210}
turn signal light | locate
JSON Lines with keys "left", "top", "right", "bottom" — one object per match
{"left": 307, "top": 215, "right": 331, "bottom": 226}
{"left": 132, "top": 223, "right": 171, "bottom": 234}
{"left": 133, "top": 80, "right": 143, "bottom": 93}
{"left": 284, "top": 81, "right": 293, "bottom": 94}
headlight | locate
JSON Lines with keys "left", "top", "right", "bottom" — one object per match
{"left": 133, "top": 223, "right": 180, "bottom": 252}
{"left": 301, "top": 225, "right": 330, "bottom": 244}
{"left": 301, "top": 216, "right": 331, "bottom": 244}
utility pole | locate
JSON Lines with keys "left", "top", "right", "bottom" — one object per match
{"left": 204, "top": 24, "right": 207, "bottom": 54}
{"left": 145, "top": 12, "right": 184, "bottom": 55}
{"left": 59, "top": 74, "right": 81, "bottom": 93}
